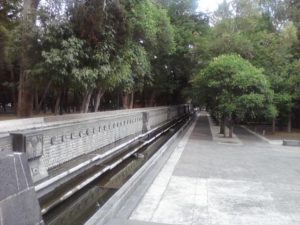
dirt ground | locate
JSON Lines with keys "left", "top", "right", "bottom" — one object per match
{"left": 0, "top": 112, "right": 56, "bottom": 121}
{"left": 247, "top": 125, "right": 300, "bottom": 140}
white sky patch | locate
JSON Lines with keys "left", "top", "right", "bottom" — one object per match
{"left": 197, "top": 0, "right": 231, "bottom": 13}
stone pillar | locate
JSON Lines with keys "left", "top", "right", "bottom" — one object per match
{"left": 142, "top": 112, "right": 150, "bottom": 133}
{"left": 11, "top": 132, "right": 48, "bottom": 183}
{"left": 0, "top": 151, "right": 44, "bottom": 225}
{"left": 167, "top": 108, "right": 171, "bottom": 121}
{"left": 177, "top": 106, "right": 181, "bottom": 117}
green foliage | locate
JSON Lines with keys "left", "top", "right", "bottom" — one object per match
{"left": 190, "top": 0, "right": 300, "bottom": 127}
{"left": 288, "top": 59, "right": 300, "bottom": 99}
{"left": 127, "top": 0, "right": 175, "bottom": 55}
{"left": 193, "top": 54, "right": 276, "bottom": 120}
{"left": 149, "top": 0, "right": 209, "bottom": 104}
{"left": 0, "top": 0, "right": 21, "bottom": 69}
{"left": 0, "top": 0, "right": 21, "bottom": 26}
{"left": 36, "top": 22, "right": 85, "bottom": 88}
{"left": 2, "top": 0, "right": 299, "bottom": 122}
{"left": 116, "top": 41, "right": 151, "bottom": 93}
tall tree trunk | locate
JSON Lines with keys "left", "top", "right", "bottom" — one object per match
{"left": 122, "top": 93, "right": 129, "bottom": 109}
{"left": 220, "top": 114, "right": 225, "bottom": 134}
{"left": 228, "top": 122, "right": 233, "bottom": 138}
{"left": 36, "top": 80, "right": 52, "bottom": 113}
{"left": 54, "top": 89, "right": 62, "bottom": 115}
{"left": 129, "top": 92, "right": 134, "bottom": 109}
{"left": 80, "top": 92, "right": 88, "bottom": 113}
{"left": 85, "top": 90, "right": 93, "bottom": 113}
{"left": 62, "top": 88, "right": 69, "bottom": 113}
{"left": 17, "top": 0, "right": 41, "bottom": 117}
{"left": 43, "top": 101, "right": 47, "bottom": 114}
{"left": 288, "top": 111, "right": 292, "bottom": 133}
{"left": 272, "top": 117, "right": 276, "bottom": 134}
{"left": 17, "top": 70, "right": 33, "bottom": 117}
{"left": 81, "top": 90, "right": 93, "bottom": 113}
{"left": 94, "top": 89, "right": 104, "bottom": 112}
{"left": 228, "top": 114, "right": 233, "bottom": 138}
{"left": 10, "top": 67, "right": 16, "bottom": 111}
{"left": 34, "top": 87, "right": 38, "bottom": 112}
{"left": 149, "top": 92, "right": 155, "bottom": 107}
{"left": 59, "top": 88, "right": 65, "bottom": 115}
{"left": 117, "top": 92, "right": 120, "bottom": 109}
{"left": 222, "top": 116, "right": 227, "bottom": 137}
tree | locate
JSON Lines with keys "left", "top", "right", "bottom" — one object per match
{"left": 193, "top": 54, "right": 275, "bottom": 138}
{"left": 70, "top": 0, "right": 123, "bottom": 112}
{"left": 153, "top": 0, "right": 209, "bottom": 105}
{"left": 44, "top": 38, "right": 85, "bottom": 114}
{"left": 17, "top": 0, "right": 41, "bottom": 117}
{"left": 0, "top": 0, "right": 21, "bottom": 111}
{"left": 119, "top": 0, "right": 176, "bottom": 107}
{"left": 0, "top": 0, "right": 20, "bottom": 70}
{"left": 204, "top": 0, "right": 300, "bottom": 133}
{"left": 249, "top": 22, "right": 298, "bottom": 132}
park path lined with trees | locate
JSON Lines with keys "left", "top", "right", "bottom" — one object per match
{"left": 0, "top": 0, "right": 300, "bottom": 134}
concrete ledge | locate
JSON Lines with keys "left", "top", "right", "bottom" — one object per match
{"left": 35, "top": 118, "right": 176, "bottom": 198}
{"left": 0, "top": 118, "right": 44, "bottom": 134}
{"left": 0, "top": 106, "right": 189, "bottom": 134}
{"left": 85, "top": 116, "right": 193, "bottom": 225}
{"left": 240, "top": 125, "right": 279, "bottom": 145}
{"left": 283, "top": 140, "right": 300, "bottom": 147}
{"left": 240, "top": 126, "right": 300, "bottom": 147}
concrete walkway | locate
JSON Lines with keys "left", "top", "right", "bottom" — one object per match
{"left": 107, "top": 113, "right": 300, "bottom": 225}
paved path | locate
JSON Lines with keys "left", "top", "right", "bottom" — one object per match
{"left": 107, "top": 113, "right": 300, "bottom": 225}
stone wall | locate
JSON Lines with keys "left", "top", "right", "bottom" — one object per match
{"left": 5, "top": 105, "right": 189, "bottom": 183}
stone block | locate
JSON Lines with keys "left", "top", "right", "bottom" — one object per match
{"left": 0, "top": 151, "right": 44, "bottom": 225}
{"left": 29, "top": 159, "right": 49, "bottom": 183}
{"left": 0, "top": 188, "right": 44, "bottom": 225}
{"left": 11, "top": 133, "right": 48, "bottom": 182}
{"left": 142, "top": 112, "right": 150, "bottom": 133}
{"left": 283, "top": 140, "right": 300, "bottom": 147}
{"left": 0, "top": 154, "right": 19, "bottom": 199}
{"left": 12, "top": 133, "right": 43, "bottom": 159}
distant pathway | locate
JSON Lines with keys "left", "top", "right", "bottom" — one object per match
{"left": 109, "top": 113, "right": 300, "bottom": 225}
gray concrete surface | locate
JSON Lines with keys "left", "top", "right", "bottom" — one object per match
{"left": 0, "top": 151, "right": 44, "bottom": 225}
{"left": 104, "top": 113, "right": 300, "bottom": 225}
{"left": 85, "top": 116, "right": 193, "bottom": 225}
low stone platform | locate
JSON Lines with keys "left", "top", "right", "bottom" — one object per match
{"left": 96, "top": 112, "right": 300, "bottom": 225}
{"left": 0, "top": 151, "right": 43, "bottom": 225}
{"left": 283, "top": 139, "right": 300, "bottom": 147}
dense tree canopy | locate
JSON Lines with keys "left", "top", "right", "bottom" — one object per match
{"left": 191, "top": 0, "right": 300, "bottom": 134}
{"left": 0, "top": 0, "right": 299, "bottom": 133}
{"left": 193, "top": 54, "right": 275, "bottom": 137}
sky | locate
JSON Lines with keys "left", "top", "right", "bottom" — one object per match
{"left": 197, "top": 0, "right": 227, "bottom": 13}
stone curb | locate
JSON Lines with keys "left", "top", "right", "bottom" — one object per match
{"left": 283, "top": 140, "right": 300, "bottom": 147}
{"left": 85, "top": 116, "right": 194, "bottom": 225}
{"left": 240, "top": 125, "right": 283, "bottom": 145}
